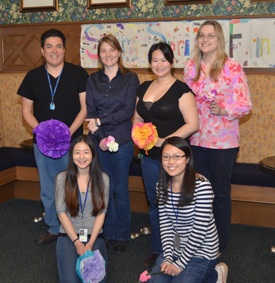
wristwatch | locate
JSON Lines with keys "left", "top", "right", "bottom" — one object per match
{"left": 95, "top": 119, "right": 100, "bottom": 127}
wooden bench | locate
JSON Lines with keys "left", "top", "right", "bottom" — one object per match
{"left": 1, "top": 147, "right": 274, "bottom": 228}
{"left": 0, "top": 147, "right": 40, "bottom": 203}
{"left": 129, "top": 159, "right": 275, "bottom": 228}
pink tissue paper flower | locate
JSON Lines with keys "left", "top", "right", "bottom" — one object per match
{"left": 102, "top": 136, "right": 119, "bottom": 152}
{"left": 138, "top": 270, "right": 164, "bottom": 283}
{"left": 139, "top": 271, "right": 151, "bottom": 282}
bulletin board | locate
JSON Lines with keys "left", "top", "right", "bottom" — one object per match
{"left": 80, "top": 19, "right": 275, "bottom": 69}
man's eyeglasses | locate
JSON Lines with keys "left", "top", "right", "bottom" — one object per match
{"left": 198, "top": 34, "right": 217, "bottom": 40}
{"left": 162, "top": 155, "right": 186, "bottom": 161}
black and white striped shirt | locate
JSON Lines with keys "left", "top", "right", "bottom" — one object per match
{"left": 158, "top": 175, "right": 219, "bottom": 270}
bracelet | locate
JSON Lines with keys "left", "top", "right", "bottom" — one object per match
{"left": 72, "top": 237, "right": 79, "bottom": 244}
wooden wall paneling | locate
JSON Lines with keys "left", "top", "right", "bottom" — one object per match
{"left": 2, "top": 33, "right": 41, "bottom": 69}
{"left": 16, "top": 167, "right": 39, "bottom": 182}
{"left": 231, "top": 201, "right": 240, "bottom": 224}
{"left": 231, "top": 184, "right": 275, "bottom": 204}
{"left": 0, "top": 24, "right": 82, "bottom": 72}
{"left": 0, "top": 182, "right": 14, "bottom": 204}
{"left": 129, "top": 176, "right": 149, "bottom": 213}
{"left": 237, "top": 202, "right": 275, "bottom": 228}
{"left": 0, "top": 167, "right": 16, "bottom": 186}
{"left": 1, "top": 22, "right": 274, "bottom": 74}
{"left": 63, "top": 30, "right": 82, "bottom": 66}
{"left": 231, "top": 201, "right": 275, "bottom": 228}
{"left": 13, "top": 180, "right": 40, "bottom": 200}
{"left": 129, "top": 191, "right": 149, "bottom": 213}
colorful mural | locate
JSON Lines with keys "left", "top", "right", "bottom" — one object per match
{"left": 81, "top": 19, "right": 275, "bottom": 68}
{"left": 0, "top": 0, "right": 274, "bottom": 25}
{"left": 81, "top": 20, "right": 229, "bottom": 68}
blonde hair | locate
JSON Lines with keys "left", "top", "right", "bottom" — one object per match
{"left": 97, "top": 34, "right": 128, "bottom": 74}
{"left": 192, "top": 20, "right": 228, "bottom": 82}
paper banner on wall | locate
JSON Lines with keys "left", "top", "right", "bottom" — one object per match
{"left": 80, "top": 20, "right": 229, "bottom": 68}
{"left": 81, "top": 19, "right": 274, "bottom": 68}
{"left": 229, "top": 19, "right": 275, "bottom": 68}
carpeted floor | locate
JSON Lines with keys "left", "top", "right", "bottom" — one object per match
{"left": 0, "top": 199, "right": 274, "bottom": 283}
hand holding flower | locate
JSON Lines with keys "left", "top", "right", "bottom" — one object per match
{"left": 155, "top": 137, "right": 166, "bottom": 148}
{"left": 210, "top": 101, "right": 228, "bottom": 116}
{"left": 84, "top": 241, "right": 93, "bottom": 254}
{"left": 132, "top": 122, "right": 158, "bottom": 154}
{"left": 33, "top": 119, "right": 71, "bottom": 158}
{"left": 102, "top": 136, "right": 119, "bottom": 152}
{"left": 202, "top": 89, "right": 217, "bottom": 103}
{"left": 161, "top": 263, "right": 182, "bottom": 277}
{"left": 138, "top": 270, "right": 164, "bottom": 283}
{"left": 76, "top": 250, "right": 106, "bottom": 283}
{"left": 161, "top": 262, "right": 171, "bottom": 273}
{"left": 139, "top": 270, "right": 151, "bottom": 282}
{"left": 99, "top": 139, "right": 108, "bottom": 152}
{"left": 74, "top": 240, "right": 86, "bottom": 256}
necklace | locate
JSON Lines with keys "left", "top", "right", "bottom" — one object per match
{"left": 46, "top": 66, "right": 63, "bottom": 111}
{"left": 156, "top": 77, "right": 174, "bottom": 85}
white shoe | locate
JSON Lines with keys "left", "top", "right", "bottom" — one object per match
{"left": 215, "top": 262, "right": 228, "bottom": 283}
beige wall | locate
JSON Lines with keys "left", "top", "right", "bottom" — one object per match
{"left": 0, "top": 72, "right": 274, "bottom": 164}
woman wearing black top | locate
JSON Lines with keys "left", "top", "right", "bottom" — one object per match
{"left": 133, "top": 42, "right": 199, "bottom": 267}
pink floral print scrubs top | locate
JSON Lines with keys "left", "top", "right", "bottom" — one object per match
{"left": 183, "top": 58, "right": 252, "bottom": 149}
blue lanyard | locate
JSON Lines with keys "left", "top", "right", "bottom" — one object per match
{"left": 78, "top": 178, "right": 91, "bottom": 218}
{"left": 46, "top": 67, "right": 63, "bottom": 109}
{"left": 170, "top": 182, "right": 179, "bottom": 228}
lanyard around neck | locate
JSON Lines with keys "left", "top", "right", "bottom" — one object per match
{"left": 78, "top": 177, "right": 91, "bottom": 219}
{"left": 170, "top": 181, "right": 179, "bottom": 226}
{"left": 46, "top": 67, "right": 63, "bottom": 110}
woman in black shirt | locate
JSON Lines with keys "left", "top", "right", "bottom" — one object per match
{"left": 133, "top": 42, "right": 199, "bottom": 267}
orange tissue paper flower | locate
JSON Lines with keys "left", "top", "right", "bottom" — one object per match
{"left": 131, "top": 122, "right": 158, "bottom": 152}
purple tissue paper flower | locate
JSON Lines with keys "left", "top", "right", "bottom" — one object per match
{"left": 76, "top": 250, "right": 106, "bottom": 283}
{"left": 33, "top": 119, "right": 71, "bottom": 159}
{"left": 202, "top": 89, "right": 217, "bottom": 103}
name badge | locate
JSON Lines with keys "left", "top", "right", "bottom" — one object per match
{"left": 79, "top": 228, "right": 88, "bottom": 242}
{"left": 174, "top": 234, "right": 181, "bottom": 249}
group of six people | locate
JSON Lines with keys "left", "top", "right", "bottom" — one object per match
{"left": 18, "top": 20, "right": 252, "bottom": 283}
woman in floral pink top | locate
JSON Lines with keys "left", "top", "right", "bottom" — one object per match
{"left": 183, "top": 20, "right": 252, "bottom": 254}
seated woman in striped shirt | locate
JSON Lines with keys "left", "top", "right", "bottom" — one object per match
{"left": 148, "top": 137, "right": 227, "bottom": 283}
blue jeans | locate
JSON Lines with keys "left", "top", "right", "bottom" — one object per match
{"left": 140, "top": 156, "right": 162, "bottom": 254}
{"left": 34, "top": 144, "right": 68, "bottom": 235}
{"left": 191, "top": 146, "right": 239, "bottom": 252}
{"left": 99, "top": 141, "right": 133, "bottom": 241}
{"left": 56, "top": 236, "right": 107, "bottom": 283}
{"left": 149, "top": 254, "right": 217, "bottom": 283}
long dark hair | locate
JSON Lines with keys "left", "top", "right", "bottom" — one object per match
{"left": 65, "top": 135, "right": 105, "bottom": 217}
{"left": 157, "top": 137, "right": 195, "bottom": 207}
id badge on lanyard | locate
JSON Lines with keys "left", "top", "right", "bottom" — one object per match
{"left": 78, "top": 178, "right": 91, "bottom": 243}
{"left": 171, "top": 182, "right": 181, "bottom": 249}
{"left": 174, "top": 234, "right": 181, "bottom": 249}
{"left": 79, "top": 228, "right": 88, "bottom": 242}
